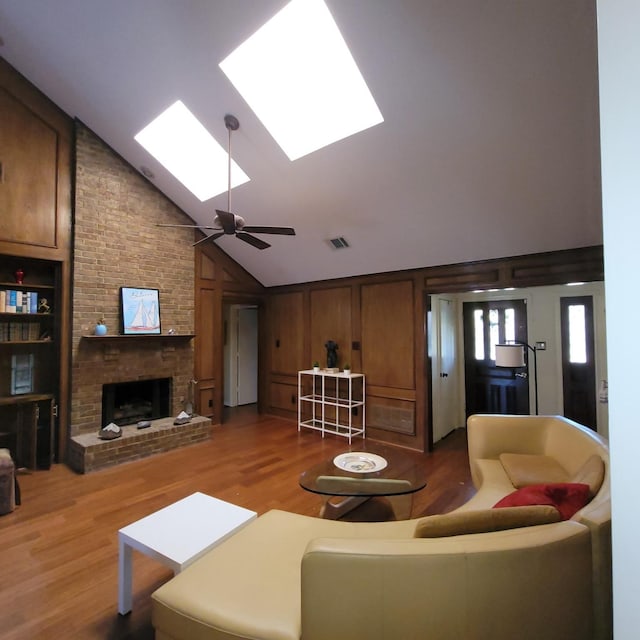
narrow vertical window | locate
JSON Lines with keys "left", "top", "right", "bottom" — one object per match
{"left": 474, "top": 309, "right": 484, "bottom": 360}
{"left": 568, "top": 304, "right": 587, "bottom": 363}
{"left": 489, "top": 308, "right": 499, "bottom": 360}
{"left": 504, "top": 308, "right": 515, "bottom": 342}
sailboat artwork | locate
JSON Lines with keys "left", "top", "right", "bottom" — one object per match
{"left": 120, "top": 287, "right": 161, "bottom": 335}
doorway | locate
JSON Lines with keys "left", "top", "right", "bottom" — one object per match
{"left": 462, "top": 299, "right": 529, "bottom": 416}
{"left": 430, "top": 296, "right": 461, "bottom": 443}
{"left": 223, "top": 305, "right": 258, "bottom": 408}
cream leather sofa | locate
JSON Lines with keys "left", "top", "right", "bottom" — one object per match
{"left": 152, "top": 415, "right": 611, "bottom": 640}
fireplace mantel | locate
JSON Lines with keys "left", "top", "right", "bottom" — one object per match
{"left": 81, "top": 334, "right": 195, "bottom": 342}
{"left": 79, "top": 334, "right": 196, "bottom": 363}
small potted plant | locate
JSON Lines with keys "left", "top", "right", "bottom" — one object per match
{"left": 343, "top": 363, "right": 351, "bottom": 375}
{"left": 95, "top": 315, "right": 107, "bottom": 336}
{"left": 313, "top": 361, "right": 320, "bottom": 373}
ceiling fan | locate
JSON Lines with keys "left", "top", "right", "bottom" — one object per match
{"left": 158, "top": 114, "right": 295, "bottom": 250}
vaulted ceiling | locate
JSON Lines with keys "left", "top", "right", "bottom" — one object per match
{"left": 0, "top": 0, "right": 602, "bottom": 286}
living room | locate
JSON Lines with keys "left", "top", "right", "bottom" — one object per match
{"left": 0, "top": 1, "right": 638, "bottom": 638}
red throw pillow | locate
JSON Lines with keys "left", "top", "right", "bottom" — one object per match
{"left": 493, "top": 483, "right": 590, "bottom": 520}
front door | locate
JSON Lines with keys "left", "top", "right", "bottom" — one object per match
{"left": 463, "top": 299, "right": 529, "bottom": 416}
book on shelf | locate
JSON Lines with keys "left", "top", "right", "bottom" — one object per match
{"left": 9, "top": 321, "right": 21, "bottom": 341}
{"left": 0, "top": 321, "right": 41, "bottom": 342}
{"left": 29, "top": 322, "right": 41, "bottom": 340}
{"left": 6, "top": 290, "right": 17, "bottom": 313}
{"left": 0, "top": 290, "right": 41, "bottom": 314}
{"left": 11, "top": 353, "right": 35, "bottom": 395}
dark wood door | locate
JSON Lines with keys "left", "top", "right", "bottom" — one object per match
{"left": 560, "top": 296, "right": 597, "bottom": 429}
{"left": 463, "top": 299, "right": 529, "bottom": 416}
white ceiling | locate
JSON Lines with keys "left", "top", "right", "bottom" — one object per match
{"left": 0, "top": 0, "right": 602, "bottom": 287}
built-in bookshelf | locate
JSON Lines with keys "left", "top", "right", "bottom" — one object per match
{"left": 0, "top": 256, "right": 60, "bottom": 469}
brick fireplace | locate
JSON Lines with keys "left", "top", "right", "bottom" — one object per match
{"left": 68, "top": 124, "right": 211, "bottom": 472}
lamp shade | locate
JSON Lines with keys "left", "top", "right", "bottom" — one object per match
{"left": 495, "top": 344, "right": 526, "bottom": 367}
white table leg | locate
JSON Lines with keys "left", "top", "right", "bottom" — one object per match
{"left": 118, "top": 536, "right": 133, "bottom": 615}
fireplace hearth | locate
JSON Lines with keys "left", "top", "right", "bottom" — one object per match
{"left": 102, "top": 378, "right": 171, "bottom": 427}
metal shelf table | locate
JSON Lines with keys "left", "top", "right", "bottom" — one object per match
{"left": 298, "top": 369, "right": 365, "bottom": 443}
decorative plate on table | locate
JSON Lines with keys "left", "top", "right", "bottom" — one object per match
{"left": 333, "top": 452, "right": 387, "bottom": 473}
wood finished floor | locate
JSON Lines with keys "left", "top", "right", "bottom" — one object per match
{"left": 0, "top": 408, "right": 474, "bottom": 640}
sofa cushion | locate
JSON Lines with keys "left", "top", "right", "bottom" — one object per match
{"left": 494, "top": 483, "right": 590, "bottom": 520}
{"left": 414, "top": 505, "right": 561, "bottom": 538}
{"left": 570, "top": 454, "right": 605, "bottom": 498}
{"left": 499, "top": 453, "right": 569, "bottom": 488}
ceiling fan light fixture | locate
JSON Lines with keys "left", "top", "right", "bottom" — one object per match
{"left": 157, "top": 114, "right": 296, "bottom": 250}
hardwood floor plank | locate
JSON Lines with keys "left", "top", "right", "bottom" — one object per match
{"left": 0, "top": 410, "right": 472, "bottom": 639}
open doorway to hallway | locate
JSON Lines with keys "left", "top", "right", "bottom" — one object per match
{"left": 223, "top": 304, "right": 258, "bottom": 416}
{"left": 427, "top": 282, "right": 607, "bottom": 446}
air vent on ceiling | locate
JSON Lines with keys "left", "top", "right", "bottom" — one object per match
{"left": 328, "top": 236, "right": 350, "bottom": 249}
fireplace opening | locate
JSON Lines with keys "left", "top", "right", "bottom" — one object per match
{"left": 102, "top": 378, "right": 171, "bottom": 427}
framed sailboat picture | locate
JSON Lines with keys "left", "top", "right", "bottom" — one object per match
{"left": 119, "top": 287, "right": 161, "bottom": 335}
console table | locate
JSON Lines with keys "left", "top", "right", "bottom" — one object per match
{"left": 297, "top": 369, "right": 365, "bottom": 442}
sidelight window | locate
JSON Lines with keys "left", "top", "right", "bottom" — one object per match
{"left": 474, "top": 309, "right": 484, "bottom": 360}
{"left": 567, "top": 304, "right": 588, "bottom": 364}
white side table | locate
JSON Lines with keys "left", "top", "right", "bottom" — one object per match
{"left": 118, "top": 492, "right": 256, "bottom": 614}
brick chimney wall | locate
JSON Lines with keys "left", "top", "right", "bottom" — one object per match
{"left": 71, "top": 124, "right": 197, "bottom": 438}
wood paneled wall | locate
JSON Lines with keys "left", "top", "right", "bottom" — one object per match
{"left": 310, "top": 287, "right": 352, "bottom": 368}
{"left": 260, "top": 246, "right": 603, "bottom": 452}
{"left": 361, "top": 280, "right": 415, "bottom": 389}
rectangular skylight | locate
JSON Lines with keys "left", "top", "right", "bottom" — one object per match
{"left": 219, "top": 0, "right": 384, "bottom": 161}
{"left": 134, "top": 100, "right": 249, "bottom": 201}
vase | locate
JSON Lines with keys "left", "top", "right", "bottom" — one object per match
{"left": 95, "top": 323, "right": 107, "bottom": 336}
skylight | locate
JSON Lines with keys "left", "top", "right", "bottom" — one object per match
{"left": 219, "top": 0, "right": 384, "bottom": 161}
{"left": 134, "top": 100, "right": 249, "bottom": 201}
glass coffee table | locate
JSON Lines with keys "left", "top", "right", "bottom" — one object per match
{"left": 299, "top": 446, "right": 426, "bottom": 521}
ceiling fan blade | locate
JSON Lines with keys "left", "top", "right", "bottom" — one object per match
{"left": 242, "top": 226, "right": 296, "bottom": 236}
{"left": 157, "top": 223, "right": 221, "bottom": 230}
{"left": 215, "top": 209, "right": 236, "bottom": 234}
{"left": 236, "top": 232, "right": 271, "bottom": 250}
{"left": 192, "top": 231, "right": 225, "bottom": 247}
